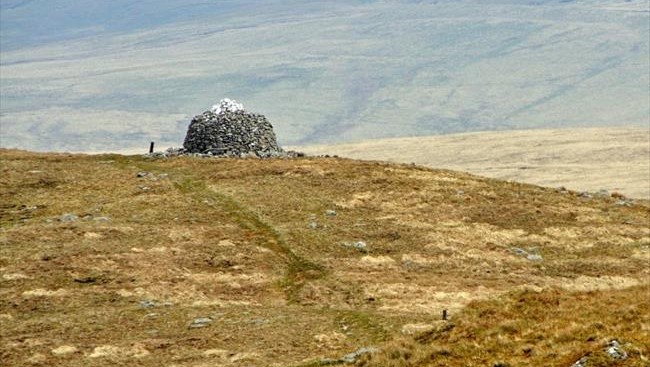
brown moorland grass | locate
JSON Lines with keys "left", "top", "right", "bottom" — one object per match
{"left": 292, "top": 127, "right": 650, "bottom": 200}
{"left": 355, "top": 285, "right": 650, "bottom": 366}
{"left": 0, "top": 149, "right": 648, "bottom": 367}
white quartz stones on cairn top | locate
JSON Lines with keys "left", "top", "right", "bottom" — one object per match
{"left": 210, "top": 98, "right": 244, "bottom": 115}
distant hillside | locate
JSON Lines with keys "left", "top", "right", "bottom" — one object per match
{"left": 1, "top": 150, "right": 648, "bottom": 366}
{"left": 294, "top": 127, "right": 650, "bottom": 200}
{"left": 1, "top": 0, "right": 648, "bottom": 151}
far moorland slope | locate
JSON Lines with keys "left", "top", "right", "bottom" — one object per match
{"left": 293, "top": 127, "right": 650, "bottom": 200}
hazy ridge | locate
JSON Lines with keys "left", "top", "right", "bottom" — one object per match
{"left": 1, "top": 0, "right": 648, "bottom": 151}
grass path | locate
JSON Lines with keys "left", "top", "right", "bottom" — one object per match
{"left": 129, "top": 156, "right": 326, "bottom": 303}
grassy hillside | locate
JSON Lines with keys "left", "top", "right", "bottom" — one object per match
{"left": 1, "top": 150, "right": 648, "bottom": 366}
{"left": 2, "top": 0, "right": 648, "bottom": 151}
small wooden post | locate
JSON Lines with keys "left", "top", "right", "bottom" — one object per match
{"left": 442, "top": 309, "right": 448, "bottom": 321}
{"left": 149, "top": 141, "right": 155, "bottom": 153}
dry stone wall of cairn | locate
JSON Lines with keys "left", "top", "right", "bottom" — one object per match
{"left": 182, "top": 99, "right": 284, "bottom": 158}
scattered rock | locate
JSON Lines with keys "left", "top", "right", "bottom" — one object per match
{"left": 145, "top": 147, "right": 303, "bottom": 159}
{"left": 144, "top": 147, "right": 184, "bottom": 158}
{"left": 511, "top": 247, "right": 527, "bottom": 256}
{"left": 308, "top": 221, "right": 318, "bottom": 229}
{"left": 59, "top": 213, "right": 78, "bottom": 222}
{"left": 401, "top": 258, "right": 417, "bottom": 270}
{"left": 325, "top": 210, "right": 337, "bottom": 216}
{"left": 139, "top": 300, "right": 156, "bottom": 309}
{"left": 136, "top": 171, "right": 168, "bottom": 180}
{"left": 605, "top": 339, "right": 627, "bottom": 360}
{"left": 342, "top": 241, "right": 368, "bottom": 253}
{"left": 615, "top": 199, "right": 634, "bottom": 207}
{"left": 526, "top": 254, "right": 543, "bottom": 261}
{"left": 570, "top": 356, "right": 588, "bottom": 367}
{"left": 189, "top": 317, "right": 213, "bottom": 329}
{"left": 93, "top": 216, "right": 110, "bottom": 222}
{"left": 595, "top": 189, "right": 610, "bottom": 198}
{"left": 577, "top": 192, "right": 592, "bottom": 199}
{"left": 510, "top": 247, "right": 542, "bottom": 261}
{"left": 341, "top": 346, "right": 379, "bottom": 363}
{"left": 571, "top": 340, "right": 629, "bottom": 366}
{"left": 578, "top": 189, "right": 614, "bottom": 200}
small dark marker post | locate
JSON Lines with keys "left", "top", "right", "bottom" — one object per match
{"left": 149, "top": 141, "right": 155, "bottom": 154}
{"left": 442, "top": 309, "right": 448, "bottom": 321}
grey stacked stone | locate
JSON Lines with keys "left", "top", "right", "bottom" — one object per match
{"left": 142, "top": 99, "right": 304, "bottom": 159}
{"left": 183, "top": 106, "right": 283, "bottom": 158}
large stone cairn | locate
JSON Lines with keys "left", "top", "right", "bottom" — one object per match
{"left": 183, "top": 98, "right": 284, "bottom": 158}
